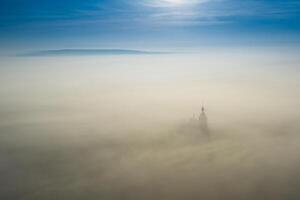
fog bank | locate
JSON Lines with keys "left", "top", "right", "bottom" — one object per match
{"left": 1, "top": 49, "right": 300, "bottom": 200}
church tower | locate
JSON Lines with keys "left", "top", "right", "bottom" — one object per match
{"left": 199, "top": 106, "right": 210, "bottom": 138}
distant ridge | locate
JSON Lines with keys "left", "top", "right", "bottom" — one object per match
{"left": 20, "top": 49, "right": 168, "bottom": 57}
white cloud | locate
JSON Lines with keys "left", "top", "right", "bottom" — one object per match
{"left": 135, "top": 0, "right": 221, "bottom": 26}
{"left": 141, "top": 0, "right": 211, "bottom": 8}
{"left": 134, "top": 0, "right": 300, "bottom": 27}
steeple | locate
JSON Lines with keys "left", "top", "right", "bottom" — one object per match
{"left": 199, "top": 106, "right": 207, "bottom": 121}
{"left": 199, "top": 105, "right": 210, "bottom": 139}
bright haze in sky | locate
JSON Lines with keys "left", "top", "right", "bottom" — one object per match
{"left": 152, "top": 0, "right": 196, "bottom": 6}
{"left": 160, "top": 0, "right": 189, "bottom": 4}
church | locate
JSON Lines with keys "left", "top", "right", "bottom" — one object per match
{"left": 185, "top": 106, "right": 211, "bottom": 140}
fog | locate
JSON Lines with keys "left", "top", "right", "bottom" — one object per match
{"left": 1, "top": 48, "right": 300, "bottom": 200}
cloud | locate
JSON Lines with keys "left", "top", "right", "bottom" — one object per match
{"left": 141, "top": 0, "right": 300, "bottom": 27}
{"left": 139, "top": 0, "right": 211, "bottom": 8}
{"left": 19, "top": 49, "right": 169, "bottom": 57}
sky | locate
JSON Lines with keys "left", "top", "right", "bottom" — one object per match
{"left": 1, "top": 0, "right": 300, "bottom": 51}
{"left": 1, "top": 2, "right": 300, "bottom": 199}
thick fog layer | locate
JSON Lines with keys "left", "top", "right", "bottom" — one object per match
{"left": 1, "top": 48, "right": 300, "bottom": 200}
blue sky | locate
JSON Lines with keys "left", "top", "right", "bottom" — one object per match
{"left": 1, "top": 0, "right": 300, "bottom": 51}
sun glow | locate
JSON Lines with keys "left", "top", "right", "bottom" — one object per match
{"left": 148, "top": 0, "right": 197, "bottom": 7}
{"left": 160, "top": 0, "right": 201, "bottom": 7}
{"left": 163, "top": 0, "right": 188, "bottom": 4}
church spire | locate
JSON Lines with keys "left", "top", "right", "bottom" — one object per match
{"left": 199, "top": 105, "right": 210, "bottom": 139}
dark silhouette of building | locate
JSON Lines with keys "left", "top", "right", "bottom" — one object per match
{"left": 198, "top": 106, "right": 210, "bottom": 139}
{"left": 184, "top": 106, "right": 210, "bottom": 140}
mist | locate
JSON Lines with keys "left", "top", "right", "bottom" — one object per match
{"left": 1, "top": 47, "right": 300, "bottom": 200}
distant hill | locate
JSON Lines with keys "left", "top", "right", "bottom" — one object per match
{"left": 20, "top": 49, "right": 168, "bottom": 57}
